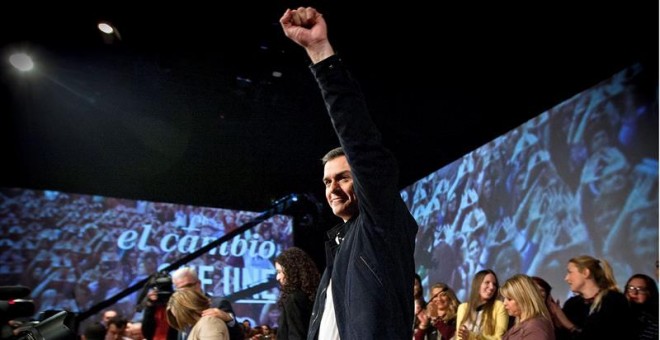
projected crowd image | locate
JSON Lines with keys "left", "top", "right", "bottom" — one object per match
{"left": 404, "top": 64, "right": 658, "bottom": 301}
{"left": 0, "top": 188, "right": 293, "bottom": 330}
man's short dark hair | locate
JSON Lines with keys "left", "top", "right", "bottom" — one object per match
{"left": 84, "top": 323, "right": 106, "bottom": 340}
{"left": 107, "top": 316, "right": 127, "bottom": 329}
{"left": 321, "top": 147, "right": 345, "bottom": 165}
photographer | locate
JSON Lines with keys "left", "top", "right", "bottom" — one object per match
{"left": 141, "top": 273, "right": 177, "bottom": 340}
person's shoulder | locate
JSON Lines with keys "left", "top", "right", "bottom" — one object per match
{"left": 217, "top": 298, "right": 235, "bottom": 313}
{"left": 200, "top": 315, "right": 228, "bottom": 329}
{"left": 564, "top": 294, "right": 583, "bottom": 306}
{"left": 289, "top": 288, "right": 307, "bottom": 298}
{"left": 602, "top": 290, "right": 629, "bottom": 305}
{"left": 285, "top": 289, "right": 312, "bottom": 306}
{"left": 457, "top": 302, "right": 468, "bottom": 312}
{"left": 523, "top": 316, "right": 552, "bottom": 328}
{"left": 603, "top": 289, "right": 626, "bottom": 299}
{"left": 194, "top": 316, "right": 228, "bottom": 339}
{"left": 521, "top": 317, "right": 554, "bottom": 336}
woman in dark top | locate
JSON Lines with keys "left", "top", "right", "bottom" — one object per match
{"left": 274, "top": 247, "right": 320, "bottom": 340}
{"left": 549, "top": 255, "right": 632, "bottom": 339}
{"left": 624, "top": 273, "right": 658, "bottom": 339}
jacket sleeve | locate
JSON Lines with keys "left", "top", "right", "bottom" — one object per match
{"left": 310, "top": 55, "right": 401, "bottom": 226}
{"left": 456, "top": 303, "right": 468, "bottom": 334}
{"left": 414, "top": 327, "right": 431, "bottom": 340}
{"left": 141, "top": 304, "right": 156, "bottom": 340}
{"left": 520, "top": 318, "right": 554, "bottom": 340}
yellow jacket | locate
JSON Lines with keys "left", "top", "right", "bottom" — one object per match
{"left": 455, "top": 300, "right": 509, "bottom": 340}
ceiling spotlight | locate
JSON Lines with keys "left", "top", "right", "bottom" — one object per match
{"left": 98, "top": 22, "right": 114, "bottom": 34}
{"left": 9, "top": 53, "right": 34, "bottom": 72}
{"left": 97, "top": 21, "right": 122, "bottom": 43}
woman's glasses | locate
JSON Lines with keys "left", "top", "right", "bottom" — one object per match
{"left": 626, "top": 286, "right": 648, "bottom": 295}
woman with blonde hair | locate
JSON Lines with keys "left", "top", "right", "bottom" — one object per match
{"left": 415, "top": 282, "right": 461, "bottom": 340}
{"left": 500, "top": 274, "right": 554, "bottom": 339}
{"left": 456, "top": 269, "right": 508, "bottom": 339}
{"left": 548, "top": 255, "right": 631, "bottom": 339}
{"left": 166, "top": 288, "right": 229, "bottom": 340}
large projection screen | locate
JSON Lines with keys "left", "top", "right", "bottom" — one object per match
{"left": 404, "top": 64, "right": 658, "bottom": 302}
{"left": 0, "top": 188, "right": 293, "bottom": 332}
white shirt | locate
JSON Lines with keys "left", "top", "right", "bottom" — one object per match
{"left": 319, "top": 280, "right": 340, "bottom": 340}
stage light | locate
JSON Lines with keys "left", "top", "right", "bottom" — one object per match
{"left": 9, "top": 53, "right": 34, "bottom": 72}
{"left": 98, "top": 22, "right": 114, "bottom": 34}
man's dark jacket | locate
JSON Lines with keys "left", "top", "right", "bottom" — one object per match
{"left": 306, "top": 55, "right": 419, "bottom": 339}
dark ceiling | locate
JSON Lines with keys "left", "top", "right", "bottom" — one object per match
{"left": 1, "top": 2, "right": 657, "bottom": 223}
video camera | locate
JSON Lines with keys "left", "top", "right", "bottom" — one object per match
{"left": 13, "top": 311, "right": 75, "bottom": 340}
{"left": 0, "top": 286, "right": 35, "bottom": 321}
{"left": 136, "top": 271, "right": 173, "bottom": 311}
{"left": 151, "top": 272, "right": 174, "bottom": 304}
{"left": 0, "top": 286, "right": 75, "bottom": 340}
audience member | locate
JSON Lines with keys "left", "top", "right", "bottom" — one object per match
{"left": 83, "top": 323, "right": 106, "bottom": 340}
{"left": 624, "top": 273, "right": 658, "bottom": 339}
{"left": 456, "top": 269, "right": 508, "bottom": 339}
{"left": 166, "top": 288, "right": 228, "bottom": 340}
{"left": 415, "top": 282, "right": 460, "bottom": 340}
{"left": 414, "top": 273, "right": 426, "bottom": 306}
{"left": 531, "top": 276, "right": 564, "bottom": 337}
{"left": 500, "top": 274, "right": 554, "bottom": 339}
{"left": 241, "top": 320, "right": 255, "bottom": 339}
{"left": 102, "top": 310, "right": 119, "bottom": 329}
{"left": 274, "top": 247, "right": 320, "bottom": 340}
{"left": 105, "top": 316, "right": 129, "bottom": 340}
{"left": 548, "top": 255, "right": 632, "bottom": 339}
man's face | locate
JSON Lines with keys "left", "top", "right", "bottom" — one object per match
{"left": 102, "top": 311, "right": 117, "bottom": 325}
{"left": 105, "top": 324, "right": 124, "bottom": 340}
{"left": 173, "top": 274, "right": 201, "bottom": 293}
{"left": 323, "top": 156, "right": 357, "bottom": 222}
